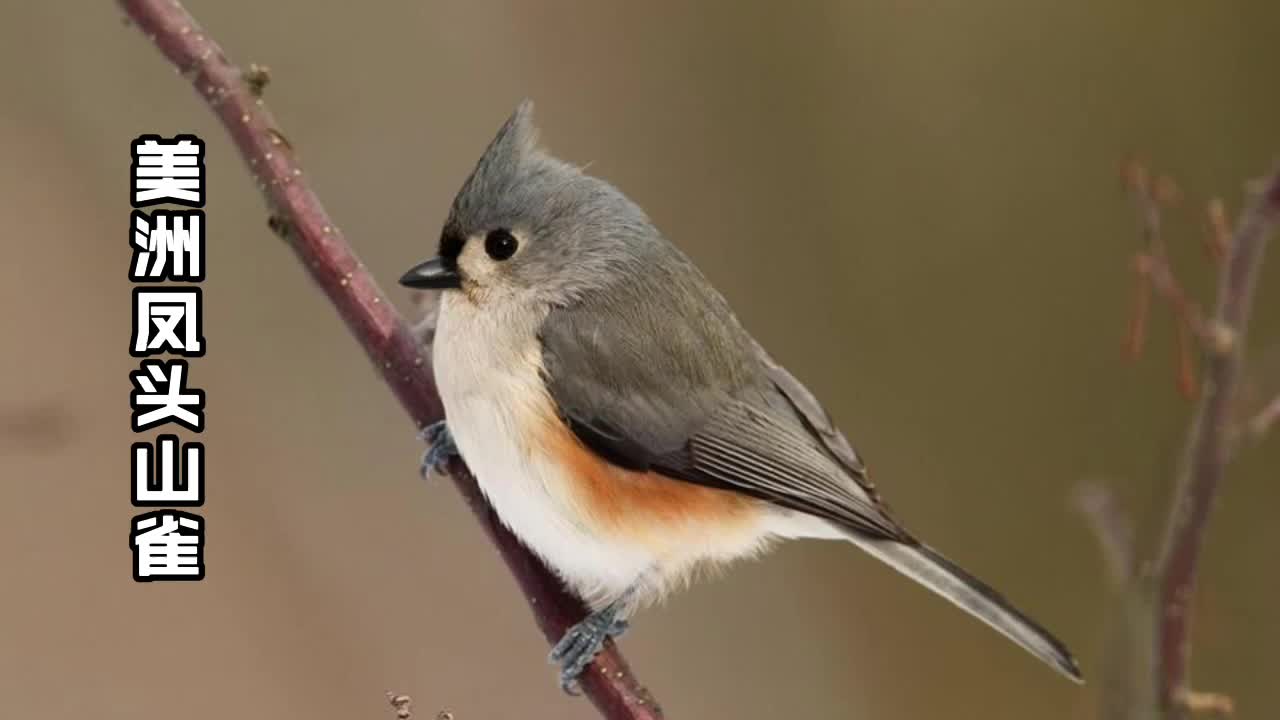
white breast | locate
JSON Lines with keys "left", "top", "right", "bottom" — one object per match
{"left": 432, "top": 292, "right": 659, "bottom": 608}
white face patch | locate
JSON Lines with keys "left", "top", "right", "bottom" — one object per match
{"left": 456, "top": 229, "right": 532, "bottom": 302}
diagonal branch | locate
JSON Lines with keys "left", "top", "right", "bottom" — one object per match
{"left": 116, "top": 2, "right": 662, "bottom": 718}
{"left": 1153, "top": 164, "right": 1280, "bottom": 716}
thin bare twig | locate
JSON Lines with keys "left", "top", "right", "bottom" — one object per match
{"left": 387, "top": 692, "right": 414, "bottom": 720}
{"left": 1175, "top": 689, "right": 1236, "bottom": 718}
{"left": 1246, "top": 391, "right": 1280, "bottom": 440}
{"left": 1153, "top": 164, "right": 1280, "bottom": 716}
{"left": 1122, "top": 164, "right": 1208, "bottom": 399}
{"left": 1074, "top": 482, "right": 1136, "bottom": 588}
{"left": 116, "top": 3, "right": 662, "bottom": 718}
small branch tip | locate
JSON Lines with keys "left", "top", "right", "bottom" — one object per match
{"left": 1176, "top": 688, "right": 1236, "bottom": 717}
{"left": 243, "top": 62, "right": 270, "bottom": 97}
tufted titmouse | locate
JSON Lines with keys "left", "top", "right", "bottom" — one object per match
{"left": 400, "top": 101, "right": 1082, "bottom": 692}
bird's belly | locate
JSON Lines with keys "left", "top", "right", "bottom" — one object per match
{"left": 441, "top": 379, "right": 658, "bottom": 606}
{"left": 432, "top": 300, "right": 654, "bottom": 605}
{"left": 433, "top": 296, "right": 772, "bottom": 609}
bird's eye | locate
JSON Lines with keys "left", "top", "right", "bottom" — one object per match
{"left": 484, "top": 228, "right": 519, "bottom": 261}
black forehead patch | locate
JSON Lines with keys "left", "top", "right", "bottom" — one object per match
{"left": 438, "top": 224, "right": 465, "bottom": 268}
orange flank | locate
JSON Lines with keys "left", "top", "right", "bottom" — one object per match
{"left": 533, "top": 404, "right": 763, "bottom": 551}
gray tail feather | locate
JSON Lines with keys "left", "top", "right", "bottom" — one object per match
{"left": 850, "top": 537, "right": 1083, "bottom": 683}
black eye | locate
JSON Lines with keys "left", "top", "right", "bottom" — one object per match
{"left": 484, "top": 228, "right": 518, "bottom": 261}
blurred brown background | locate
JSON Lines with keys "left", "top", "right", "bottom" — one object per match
{"left": 1, "top": 2, "right": 1277, "bottom": 718}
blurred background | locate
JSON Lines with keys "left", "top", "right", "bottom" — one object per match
{"left": 1, "top": 2, "right": 1277, "bottom": 718}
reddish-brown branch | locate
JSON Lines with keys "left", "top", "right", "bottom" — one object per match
{"left": 116, "top": 2, "right": 662, "bottom": 718}
{"left": 1152, "top": 165, "right": 1280, "bottom": 715}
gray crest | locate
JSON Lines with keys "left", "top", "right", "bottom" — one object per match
{"left": 448, "top": 99, "right": 545, "bottom": 230}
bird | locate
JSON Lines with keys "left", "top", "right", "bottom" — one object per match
{"left": 399, "top": 100, "right": 1082, "bottom": 693}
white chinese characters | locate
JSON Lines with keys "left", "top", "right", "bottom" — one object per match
{"left": 131, "top": 360, "right": 205, "bottom": 431}
{"left": 131, "top": 210, "right": 204, "bottom": 281}
{"left": 133, "top": 435, "right": 204, "bottom": 505}
{"left": 131, "top": 136, "right": 205, "bottom": 207}
{"left": 130, "top": 511, "right": 205, "bottom": 580}
{"left": 129, "top": 134, "right": 208, "bottom": 582}
{"left": 132, "top": 289, "right": 204, "bottom": 356}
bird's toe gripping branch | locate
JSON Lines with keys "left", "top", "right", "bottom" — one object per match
{"left": 418, "top": 420, "right": 459, "bottom": 479}
{"left": 550, "top": 603, "right": 631, "bottom": 695}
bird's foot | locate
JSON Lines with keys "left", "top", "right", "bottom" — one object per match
{"left": 418, "top": 420, "right": 458, "bottom": 478}
{"left": 549, "top": 605, "right": 630, "bottom": 695}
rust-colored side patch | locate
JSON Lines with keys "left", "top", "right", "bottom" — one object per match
{"left": 534, "top": 407, "right": 761, "bottom": 549}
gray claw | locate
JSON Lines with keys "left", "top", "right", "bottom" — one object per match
{"left": 418, "top": 420, "right": 458, "bottom": 478}
{"left": 549, "top": 608, "right": 629, "bottom": 694}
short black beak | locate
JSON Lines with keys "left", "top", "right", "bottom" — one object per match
{"left": 398, "top": 257, "right": 461, "bottom": 289}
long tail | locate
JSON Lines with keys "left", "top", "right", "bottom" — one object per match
{"left": 849, "top": 536, "right": 1083, "bottom": 682}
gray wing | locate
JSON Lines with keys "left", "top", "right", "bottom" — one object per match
{"left": 750, "top": 338, "right": 869, "bottom": 482}
{"left": 538, "top": 277, "right": 910, "bottom": 542}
